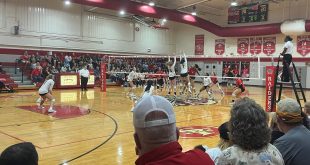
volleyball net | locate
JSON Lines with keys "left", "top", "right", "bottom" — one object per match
{"left": 100, "top": 55, "right": 264, "bottom": 91}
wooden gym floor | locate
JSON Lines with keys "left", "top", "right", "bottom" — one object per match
{"left": 0, "top": 85, "right": 308, "bottom": 165}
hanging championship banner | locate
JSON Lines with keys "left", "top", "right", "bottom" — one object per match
{"left": 297, "top": 35, "right": 310, "bottom": 56}
{"left": 265, "top": 66, "right": 276, "bottom": 112}
{"left": 250, "top": 37, "right": 262, "bottom": 55}
{"left": 215, "top": 39, "right": 225, "bottom": 55}
{"left": 263, "top": 37, "right": 276, "bottom": 56}
{"left": 195, "top": 35, "right": 204, "bottom": 55}
{"left": 237, "top": 38, "right": 249, "bottom": 55}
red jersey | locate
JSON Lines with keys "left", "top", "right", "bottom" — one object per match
{"left": 211, "top": 76, "right": 218, "bottom": 84}
{"left": 20, "top": 55, "right": 29, "bottom": 61}
{"left": 31, "top": 69, "right": 41, "bottom": 76}
{"left": 236, "top": 78, "right": 245, "bottom": 89}
{"left": 188, "top": 67, "right": 197, "bottom": 76}
{"left": 135, "top": 141, "right": 214, "bottom": 165}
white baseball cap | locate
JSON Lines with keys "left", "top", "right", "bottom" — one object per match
{"left": 133, "top": 95, "right": 176, "bottom": 128}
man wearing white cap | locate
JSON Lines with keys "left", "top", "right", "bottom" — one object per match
{"left": 133, "top": 95, "right": 214, "bottom": 165}
{"left": 274, "top": 98, "right": 310, "bottom": 165}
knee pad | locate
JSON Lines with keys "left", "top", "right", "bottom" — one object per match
{"left": 232, "top": 93, "right": 236, "bottom": 97}
{"left": 51, "top": 99, "right": 56, "bottom": 103}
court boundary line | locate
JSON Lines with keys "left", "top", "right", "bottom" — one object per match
{"left": 59, "top": 109, "right": 118, "bottom": 165}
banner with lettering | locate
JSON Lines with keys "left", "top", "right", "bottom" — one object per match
{"left": 237, "top": 38, "right": 249, "bottom": 55}
{"left": 215, "top": 39, "right": 225, "bottom": 55}
{"left": 263, "top": 37, "right": 276, "bottom": 56}
{"left": 195, "top": 35, "right": 204, "bottom": 55}
{"left": 297, "top": 35, "right": 310, "bottom": 56}
{"left": 265, "top": 66, "right": 276, "bottom": 112}
{"left": 250, "top": 37, "right": 262, "bottom": 55}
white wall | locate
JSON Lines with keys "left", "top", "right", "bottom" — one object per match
{"left": 0, "top": 0, "right": 176, "bottom": 55}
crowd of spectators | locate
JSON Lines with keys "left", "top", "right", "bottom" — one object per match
{"left": 19, "top": 51, "right": 102, "bottom": 84}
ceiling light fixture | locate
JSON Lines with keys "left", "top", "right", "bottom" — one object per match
{"left": 149, "top": 1, "right": 155, "bottom": 6}
{"left": 231, "top": 1, "right": 238, "bottom": 6}
{"left": 191, "top": 5, "right": 197, "bottom": 16}
{"left": 64, "top": 0, "right": 71, "bottom": 5}
{"left": 119, "top": 10, "right": 125, "bottom": 15}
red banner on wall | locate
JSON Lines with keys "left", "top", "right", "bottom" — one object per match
{"left": 263, "top": 37, "right": 276, "bottom": 56}
{"left": 195, "top": 35, "right": 204, "bottom": 55}
{"left": 250, "top": 37, "right": 262, "bottom": 55}
{"left": 215, "top": 39, "right": 225, "bottom": 55}
{"left": 297, "top": 35, "right": 310, "bottom": 56}
{"left": 265, "top": 66, "right": 276, "bottom": 112}
{"left": 237, "top": 38, "right": 249, "bottom": 55}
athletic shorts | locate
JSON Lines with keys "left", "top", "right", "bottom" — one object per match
{"left": 203, "top": 85, "right": 210, "bottom": 90}
{"left": 39, "top": 93, "right": 48, "bottom": 96}
{"left": 169, "top": 77, "right": 175, "bottom": 80}
{"left": 180, "top": 73, "right": 188, "bottom": 77}
{"left": 190, "top": 76, "right": 195, "bottom": 80}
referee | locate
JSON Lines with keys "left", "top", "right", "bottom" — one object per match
{"left": 79, "top": 65, "right": 90, "bottom": 91}
{"left": 281, "top": 36, "right": 293, "bottom": 82}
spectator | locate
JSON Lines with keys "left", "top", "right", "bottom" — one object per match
{"left": 133, "top": 95, "right": 214, "bottom": 165}
{"left": 41, "top": 67, "right": 50, "bottom": 79}
{"left": 269, "top": 112, "right": 284, "bottom": 144}
{"left": 60, "top": 65, "right": 67, "bottom": 73}
{"left": 50, "top": 66, "right": 59, "bottom": 74}
{"left": 274, "top": 98, "right": 310, "bottom": 165}
{"left": 0, "top": 62, "right": 4, "bottom": 73}
{"left": 94, "top": 66, "right": 100, "bottom": 81}
{"left": 20, "top": 53, "right": 29, "bottom": 64}
{"left": 217, "top": 97, "right": 284, "bottom": 165}
{"left": 0, "top": 142, "right": 38, "bottom": 165}
{"left": 304, "top": 102, "right": 310, "bottom": 119}
{"left": 31, "top": 66, "right": 43, "bottom": 84}
{"left": 196, "top": 122, "right": 231, "bottom": 163}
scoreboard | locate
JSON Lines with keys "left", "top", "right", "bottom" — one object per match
{"left": 228, "top": 3, "right": 268, "bottom": 24}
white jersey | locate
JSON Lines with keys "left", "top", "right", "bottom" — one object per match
{"left": 168, "top": 59, "right": 176, "bottom": 77}
{"left": 203, "top": 76, "right": 212, "bottom": 86}
{"left": 79, "top": 68, "right": 89, "bottom": 78}
{"left": 127, "top": 71, "right": 137, "bottom": 81}
{"left": 38, "top": 79, "right": 54, "bottom": 94}
{"left": 284, "top": 41, "right": 293, "bottom": 54}
{"left": 142, "top": 86, "right": 154, "bottom": 97}
{"left": 180, "top": 57, "right": 188, "bottom": 74}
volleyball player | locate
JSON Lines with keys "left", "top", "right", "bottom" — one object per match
{"left": 155, "top": 67, "right": 165, "bottom": 92}
{"left": 37, "top": 74, "right": 56, "bottom": 113}
{"left": 231, "top": 74, "right": 245, "bottom": 105}
{"left": 166, "top": 56, "right": 177, "bottom": 96}
{"left": 197, "top": 73, "right": 214, "bottom": 100}
{"left": 131, "top": 80, "right": 155, "bottom": 112}
{"left": 188, "top": 64, "right": 201, "bottom": 95}
{"left": 179, "top": 53, "right": 191, "bottom": 95}
{"left": 210, "top": 72, "right": 224, "bottom": 95}
{"left": 127, "top": 67, "right": 137, "bottom": 96}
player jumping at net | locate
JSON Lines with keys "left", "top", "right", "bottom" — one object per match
{"left": 231, "top": 74, "right": 245, "bottom": 105}
{"left": 188, "top": 64, "right": 201, "bottom": 95}
{"left": 37, "top": 74, "right": 56, "bottom": 113}
{"left": 127, "top": 67, "right": 137, "bottom": 96}
{"left": 210, "top": 72, "right": 225, "bottom": 95}
{"left": 166, "top": 56, "right": 177, "bottom": 96}
{"left": 179, "top": 53, "right": 191, "bottom": 95}
{"left": 196, "top": 73, "right": 214, "bottom": 100}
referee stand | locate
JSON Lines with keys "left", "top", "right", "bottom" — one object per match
{"left": 271, "top": 55, "right": 306, "bottom": 109}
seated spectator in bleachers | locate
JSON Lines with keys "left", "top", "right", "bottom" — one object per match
{"left": 269, "top": 112, "right": 285, "bottom": 144}
{"left": 20, "top": 53, "right": 30, "bottom": 64}
{"left": 0, "top": 62, "right": 4, "bottom": 73}
{"left": 304, "top": 102, "right": 310, "bottom": 119}
{"left": 60, "top": 65, "right": 68, "bottom": 73}
{"left": 274, "top": 98, "right": 310, "bottom": 165}
{"left": 200, "top": 122, "right": 231, "bottom": 163}
{"left": 0, "top": 142, "right": 38, "bottom": 165}
{"left": 31, "top": 66, "right": 43, "bottom": 84}
{"left": 50, "top": 66, "right": 59, "bottom": 74}
{"left": 217, "top": 97, "right": 284, "bottom": 165}
{"left": 41, "top": 67, "right": 50, "bottom": 79}
{"left": 133, "top": 95, "right": 214, "bottom": 165}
